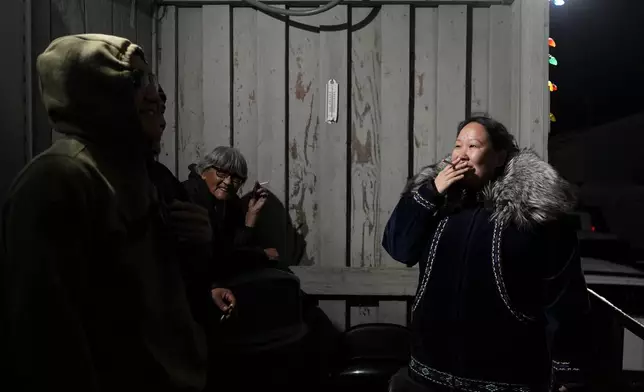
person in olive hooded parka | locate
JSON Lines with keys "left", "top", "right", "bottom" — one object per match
{"left": 1, "top": 34, "right": 233, "bottom": 392}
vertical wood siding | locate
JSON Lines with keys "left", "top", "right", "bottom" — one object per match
{"left": 0, "top": 0, "right": 28, "bottom": 200}
{"left": 156, "top": 4, "right": 519, "bottom": 329}
{"left": 5, "top": 0, "right": 641, "bottom": 372}
{"left": 1, "top": 0, "right": 155, "bottom": 201}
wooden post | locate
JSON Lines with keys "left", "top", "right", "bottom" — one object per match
{"left": 510, "top": 0, "right": 550, "bottom": 159}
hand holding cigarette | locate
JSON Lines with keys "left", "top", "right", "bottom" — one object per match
{"left": 434, "top": 157, "right": 472, "bottom": 194}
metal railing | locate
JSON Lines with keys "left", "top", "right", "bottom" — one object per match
{"left": 589, "top": 288, "right": 644, "bottom": 342}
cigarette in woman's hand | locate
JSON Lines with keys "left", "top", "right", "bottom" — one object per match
{"left": 259, "top": 181, "right": 269, "bottom": 186}
{"left": 442, "top": 158, "right": 455, "bottom": 168}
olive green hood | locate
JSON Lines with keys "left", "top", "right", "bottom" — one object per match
{"left": 36, "top": 34, "right": 146, "bottom": 150}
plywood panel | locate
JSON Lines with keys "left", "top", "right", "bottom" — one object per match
{"left": 232, "top": 8, "right": 258, "bottom": 189}
{"left": 157, "top": 6, "right": 177, "bottom": 174}
{"left": 177, "top": 7, "right": 203, "bottom": 181}
{"left": 379, "top": 5, "right": 409, "bottom": 268}
{"left": 202, "top": 5, "right": 231, "bottom": 150}
{"left": 436, "top": 5, "right": 467, "bottom": 158}
{"left": 31, "top": 0, "right": 52, "bottom": 156}
{"left": 136, "top": 0, "right": 154, "bottom": 57}
{"left": 413, "top": 7, "right": 438, "bottom": 172}
{"left": 350, "top": 7, "right": 381, "bottom": 268}
{"left": 0, "top": 0, "right": 27, "bottom": 199}
{"left": 86, "top": 0, "right": 113, "bottom": 34}
{"left": 318, "top": 6, "right": 348, "bottom": 269}
{"left": 289, "top": 12, "right": 321, "bottom": 266}
{"left": 113, "top": 0, "right": 137, "bottom": 42}
{"left": 470, "top": 7, "right": 489, "bottom": 115}
{"left": 256, "top": 7, "right": 287, "bottom": 259}
{"left": 488, "top": 5, "right": 512, "bottom": 128}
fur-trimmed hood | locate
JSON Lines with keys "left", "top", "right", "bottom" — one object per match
{"left": 403, "top": 149, "right": 577, "bottom": 229}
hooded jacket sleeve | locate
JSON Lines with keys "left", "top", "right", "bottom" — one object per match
{"left": 1, "top": 156, "right": 100, "bottom": 391}
{"left": 382, "top": 183, "right": 443, "bottom": 266}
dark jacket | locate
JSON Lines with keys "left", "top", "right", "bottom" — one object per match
{"left": 147, "top": 160, "right": 213, "bottom": 326}
{"left": 1, "top": 35, "right": 206, "bottom": 392}
{"left": 182, "top": 165, "right": 270, "bottom": 283}
{"left": 383, "top": 149, "right": 590, "bottom": 392}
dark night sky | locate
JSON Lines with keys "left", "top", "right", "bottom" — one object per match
{"left": 547, "top": 0, "right": 644, "bottom": 254}
{"left": 549, "top": 0, "right": 644, "bottom": 135}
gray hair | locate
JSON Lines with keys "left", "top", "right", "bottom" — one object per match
{"left": 196, "top": 146, "right": 248, "bottom": 181}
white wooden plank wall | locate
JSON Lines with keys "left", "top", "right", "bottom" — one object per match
{"left": 31, "top": 0, "right": 52, "bottom": 155}
{"left": 233, "top": 9, "right": 259, "bottom": 189}
{"left": 29, "top": 0, "right": 156, "bottom": 150}
{"left": 487, "top": 6, "right": 512, "bottom": 127}
{"left": 156, "top": 4, "right": 545, "bottom": 329}
{"left": 0, "top": 0, "right": 155, "bottom": 200}
{"left": 288, "top": 10, "right": 323, "bottom": 268}
{"left": 0, "top": 0, "right": 28, "bottom": 200}
{"left": 436, "top": 5, "right": 467, "bottom": 159}
{"left": 86, "top": 0, "right": 113, "bottom": 36}
{"left": 375, "top": 5, "right": 409, "bottom": 326}
{"left": 349, "top": 7, "right": 379, "bottom": 271}
{"left": 510, "top": 0, "right": 549, "bottom": 159}
{"left": 158, "top": 6, "right": 177, "bottom": 174}
{"left": 113, "top": 0, "right": 137, "bottom": 41}
{"left": 306, "top": 6, "right": 350, "bottom": 331}
{"left": 202, "top": 6, "right": 231, "bottom": 151}
{"left": 471, "top": 6, "right": 512, "bottom": 131}
{"left": 177, "top": 8, "right": 204, "bottom": 180}
{"left": 413, "top": 7, "right": 438, "bottom": 174}
{"left": 257, "top": 6, "right": 288, "bottom": 262}
{"left": 137, "top": 1, "right": 154, "bottom": 62}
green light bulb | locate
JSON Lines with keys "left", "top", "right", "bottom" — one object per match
{"left": 549, "top": 55, "right": 558, "bottom": 66}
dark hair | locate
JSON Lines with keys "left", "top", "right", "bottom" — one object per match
{"left": 457, "top": 114, "right": 519, "bottom": 155}
{"left": 196, "top": 146, "right": 248, "bottom": 181}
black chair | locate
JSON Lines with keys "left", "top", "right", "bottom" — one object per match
{"left": 330, "top": 323, "right": 412, "bottom": 392}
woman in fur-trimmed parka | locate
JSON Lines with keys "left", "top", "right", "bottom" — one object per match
{"left": 384, "top": 116, "right": 590, "bottom": 392}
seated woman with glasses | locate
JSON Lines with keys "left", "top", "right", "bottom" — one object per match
{"left": 183, "top": 146, "right": 279, "bottom": 282}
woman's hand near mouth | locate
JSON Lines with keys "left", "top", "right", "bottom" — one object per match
{"left": 245, "top": 182, "right": 268, "bottom": 227}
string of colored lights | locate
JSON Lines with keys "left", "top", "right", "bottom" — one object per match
{"left": 549, "top": 0, "right": 564, "bottom": 123}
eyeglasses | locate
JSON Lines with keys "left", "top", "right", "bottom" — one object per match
{"left": 213, "top": 168, "right": 245, "bottom": 186}
{"left": 132, "top": 69, "right": 158, "bottom": 90}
